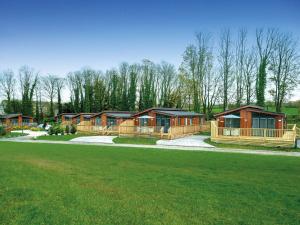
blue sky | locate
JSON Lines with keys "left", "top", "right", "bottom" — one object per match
{"left": 0, "top": 0, "right": 299, "bottom": 76}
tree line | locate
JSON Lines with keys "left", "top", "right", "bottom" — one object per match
{"left": 0, "top": 28, "right": 299, "bottom": 122}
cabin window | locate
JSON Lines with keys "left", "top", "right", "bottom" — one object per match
{"left": 107, "top": 118, "right": 117, "bottom": 126}
{"left": 190, "top": 118, "right": 193, "bottom": 125}
{"left": 224, "top": 118, "right": 240, "bottom": 128}
{"left": 140, "top": 118, "right": 149, "bottom": 126}
{"left": 252, "top": 115, "right": 275, "bottom": 129}
{"left": 156, "top": 115, "right": 170, "bottom": 128}
{"left": 11, "top": 119, "right": 19, "bottom": 126}
{"left": 23, "top": 118, "right": 30, "bottom": 124}
{"left": 95, "top": 117, "right": 101, "bottom": 126}
{"left": 177, "top": 117, "right": 181, "bottom": 126}
{"left": 184, "top": 118, "right": 188, "bottom": 126}
{"left": 76, "top": 117, "right": 80, "bottom": 124}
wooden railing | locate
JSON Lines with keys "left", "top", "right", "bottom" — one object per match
{"left": 211, "top": 121, "right": 296, "bottom": 141}
{"left": 168, "top": 125, "right": 201, "bottom": 139}
{"left": 76, "top": 124, "right": 203, "bottom": 139}
{"left": 210, "top": 120, "right": 297, "bottom": 147}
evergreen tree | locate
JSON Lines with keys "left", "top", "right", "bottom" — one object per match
{"left": 256, "top": 58, "right": 267, "bottom": 106}
{"left": 128, "top": 66, "right": 138, "bottom": 111}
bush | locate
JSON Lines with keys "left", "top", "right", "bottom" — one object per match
{"left": 30, "top": 127, "right": 43, "bottom": 131}
{"left": 70, "top": 124, "right": 77, "bottom": 134}
{"left": 48, "top": 126, "right": 54, "bottom": 135}
{"left": 0, "top": 126, "right": 7, "bottom": 136}
{"left": 54, "top": 126, "right": 61, "bottom": 135}
{"left": 65, "top": 125, "right": 70, "bottom": 134}
{"left": 12, "top": 126, "right": 30, "bottom": 131}
{"left": 61, "top": 128, "right": 65, "bottom": 136}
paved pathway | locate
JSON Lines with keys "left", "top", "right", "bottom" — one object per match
{"left": 70, "top": 136, "right": 117, "bottom": 144}
{"left": 10, "top": 130, "right": 47, "bottom": 140}
{"left": 1, "top": 137, "right": 300, "bottom": 157}
{"left": 157, "top": 135, "right": 214, "bottom": 148}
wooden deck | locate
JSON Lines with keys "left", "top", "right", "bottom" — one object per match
{"left": 75, "top": 120, "right": 210, "bottom": 139}
{"left": 210, "top": 121, "right": 297, "bottom": 148}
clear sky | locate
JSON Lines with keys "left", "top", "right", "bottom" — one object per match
{"left": 0, "top": 0, "right": 299, "bottom": 76}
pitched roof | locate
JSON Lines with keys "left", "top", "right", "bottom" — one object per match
{"left": 56, "top": 113, "right": 77, "bottom": 118}
{"left": 214, "top": 105, "right": 285, "bottom": 117}
{"left": 72, "top": 113, "right": 97, "bottom": 118}
{"left": 91, "top": 111, "right": 135, "bottom": 118}
{"left": 106, "top": 113, "right": 133, "bottom": 118}
{"left": 133, "top": 107, "right": 186, "bottom": 117}
{"left": 155, "top": 110, "right": 203, "bottom": 117}
{"left": 0, "top": 114, "right": 32, "bottom": 119}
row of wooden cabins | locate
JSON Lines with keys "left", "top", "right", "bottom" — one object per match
{"left": 56, "top": 108, "right": 206, "bottom": 139}
{"left": 0, "top": 114, "right": 33, "bottom": 127}
{"left": 1, "top": 105, "right": 297, "bottom": 146}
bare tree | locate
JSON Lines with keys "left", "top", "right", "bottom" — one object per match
{"left": 43, "top": 75, "right": 58, "bottom": 117}
{"left": 203, "top": 64, "right": 221, "bottom": 119}
{"left": 219, "top": 29, "right": 234, "bottom": 110}
{"left": 56, "top": 77, "right": 65, "bottom": 115}
{"left": 244, "top": 49, "right": 257, "bottom": 105}
{"left": 0, "top": 69, "right": 15, "bottom": 113}
{"left": 196, "top": 32, "right": 212, "bottom": 113}
{"left": 269, "top": 32, "right": 300, "bottom": 112}
{"left": 235, "top": 29, "right": 247, "bottom": 106}
{"left": 157, "top": 61, "right": 176, "bottom": 107}
{"left": 19, "top": 66, "right": 39, "bottom": 116}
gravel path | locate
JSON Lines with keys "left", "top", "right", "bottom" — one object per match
{"left": 157, "top": 135, "right": 214, "bottom": 148}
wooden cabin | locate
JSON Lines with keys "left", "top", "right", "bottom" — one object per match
{"left": 214, "top": 105, "right": 285, "bottom": 130}
{"left": 0, "top": 114, "right": 33, "bottom": 127}
{"left": 71, "top": 113, "right": 97, "bottom": 125}
{"left": 211, "top": 105, "right": 295, "bottom": 147}
{"left": 56, "top": 113, "right": 77, "bottom": 124}
{"left": 132, "top": 107, "right": 204, "bottom": 133}
{"left": 90, "top": 111, "right": 134, "bottom": 127}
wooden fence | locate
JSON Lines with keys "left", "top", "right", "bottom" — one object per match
{"left": 211, "top": 121, "right": 297, "bottom": 147}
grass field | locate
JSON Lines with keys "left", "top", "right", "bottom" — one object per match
{"left": 36, "top": 134, "right": 80, "bottom": 141}
{"left": 113, "top": 136, "right": 158, "bottom": 145}
{"left": 0, "top": 142, "right": 299, "bottom": 225}
{"left": 205, "top": 138, "right": 299, "bottom": 152}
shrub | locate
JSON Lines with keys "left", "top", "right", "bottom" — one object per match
{"left": 65, "top": 125, "right": 70, "bottom": 134}
{"left": 54, "top": 126, "right": 61, "bottom": 135}
{"left": 0, "top": 126, "right": 6, "bottom": 136}
{"left": 48, "top": 126, "right": 54, "bottom": 135}
{"left": 30, "top": 127, "right": 43, "bottom": 131}
{"left": 70, "top": 124, "right": 77, "bottom": 134}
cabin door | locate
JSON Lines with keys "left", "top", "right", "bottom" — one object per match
{"left": 164, "top": 119, "right": 170, "bottom": 133}
{"left": 160, "top": 118, "right": 170, "bottom": 133}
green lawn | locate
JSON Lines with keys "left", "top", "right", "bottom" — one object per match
{"left": 113, "top": 136, "right": 158, "bottom": 145}
{"left": 0, "top": 142, "right": 299, "bottom": 224}
{"left": 205, "top": 138, "right": 299, "bottom": 152}
{"left": 0, "top": 132, "right": 28, "bottom": 139}
{"left": 36, "top": 133, "right": 95, "bottom": 141}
